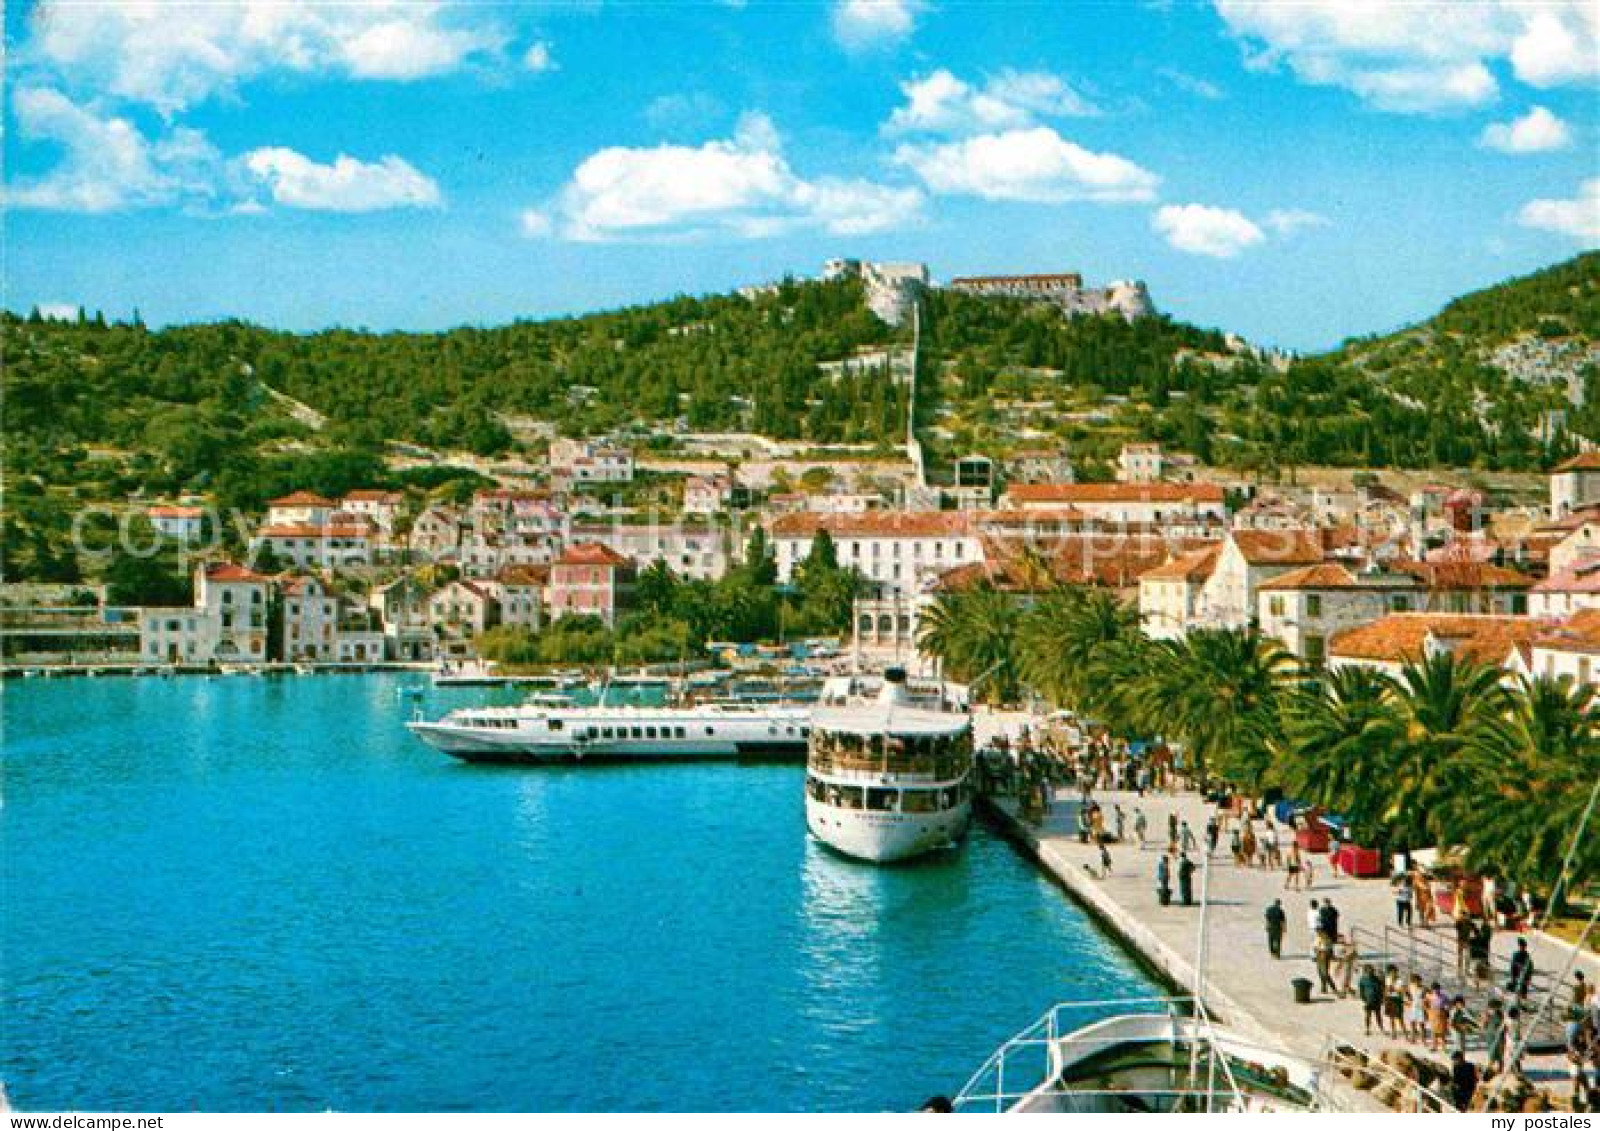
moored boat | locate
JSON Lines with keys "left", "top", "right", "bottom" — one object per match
{"left": 804, "top": 667, "right": 973, "bottom": 864}
{"left": 406, "top": 700, "right": 811, "bottom": 763}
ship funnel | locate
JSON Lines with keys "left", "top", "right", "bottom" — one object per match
{"left": 878, "top": 666, "right": 911, "bottom": 707}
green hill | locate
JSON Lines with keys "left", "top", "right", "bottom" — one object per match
{"left": 4, "top": 253, "right": 1597, "bottom": 584}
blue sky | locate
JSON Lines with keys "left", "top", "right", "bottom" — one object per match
{"left": 4, "top": 0, "right": 1597, "bottom": 350}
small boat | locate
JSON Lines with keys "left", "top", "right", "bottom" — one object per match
{"left": 294, "top": 662, "right": 316, "bottom": 675}
{"left": 804, "top": 668, "right": 973, "bottom": 864}
{"left": 952, "top": 998, "right": 1333, "bottom": 1113}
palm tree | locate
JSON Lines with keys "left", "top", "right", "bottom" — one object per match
{"left": 1131, "top": 628, "right": 1291, "bottom": 788}
{"left": 1452, "top": 675, "right": 1600, "bottom": 897}
{"left": 1385, "top": 651, "right": 1510, "bottom": 850}
{"left": 1019, "top": 586, "right": 1136, "bottom": 710}
{"left": 916, "top": 583, "right": 1023, "bottom": 704}
{"left": 1271, "top": 666, "right": 1403, "bottom": 841}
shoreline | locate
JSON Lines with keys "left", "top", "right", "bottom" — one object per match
{"left": 2, "top": 662, "right": 437, "bottom": 679}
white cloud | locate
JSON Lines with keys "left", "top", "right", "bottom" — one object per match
{"left": 529, "top": 113, "right": 922, "bottom": 241}
{"left": 1213, "top": 0, "right": 1598, "bottom": 113}
{"left": 892, "top": 127, "right": 1158, "bottom": 204}
{"left": 242, "top": 148, "right": 443, "bottom": 212}
{"left": 1264, "top": 207, "right": 1330, "bottom": 236}
{"left": 522, "top": 41, "right": 556, "bottom": 74}
{"left": 5, "top": 87, "right": 222, "bottom": 212}
{"left": 886, "top": 68, "right": 1098, "bottom": 134}
{"left": 1480, "top": 106, "right": 1573, "bottom": 153}
{"left": 1158, "top": 68, "right": 1225, "bottom": 100}
{"left": 23, "top": 1, "right": 506, "bottom": 114}
{"left": 1517, "top": 179, "right": 1600, "bottom": 244}
{"left": 832, "top": 0, "right": 919, "bottom": 52}
{"left": 1153, "top": 203, "right": 1266, "bottom": 257}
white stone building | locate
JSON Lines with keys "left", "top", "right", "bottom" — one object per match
{"left": 770, "top": 512, "right": 980, "bottom": 594}
{"left": 1550, "top": 451, "right": 1600, "bottom": 518}
{"left": 1256, "top": 563, "right": 1422, "bottom": 669}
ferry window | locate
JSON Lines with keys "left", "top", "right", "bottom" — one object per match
{"left": 867, "top": 788, "right": 898, "bottom": 812}
{"left": 801, "top": 727, "right": 810, "bottom": 737}
{"left": 675, "top": 726, "right": 686, "bottom": 738}
{"left": 548, "top": 720, "right": 563, "bottom": 731}
{"left": 903, "top": 790, "right": 937, "bottom": 813}
{"left": 631, "top": 727, "right": 643, "bottom": 738}
{"left": 646, "top": 726, "right": 658, "bottom": 739}
{"left": 705, "top": 726, "right": 715, "bottom": 736}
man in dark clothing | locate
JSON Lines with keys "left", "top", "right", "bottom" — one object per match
{"left": 1450, "top": 1051, "right": 1478, "bottom": 1111}
{"left": 1359, "top": 965, "right": 1385, "bottom": 1035}
{"left": 1204, "top": 817, "right": 1219, "bottom": 856}
{"left": 1264, "top": 899, "right": 1287, "bottom": 958}
{"left": 1177, "top": 854, "right": 1196, "bottom": 906}
{"left": 1156, "top": 852, "right": 1172, "bottom": 906}
{"left": 1318, "top": 900, "right": 1340, "bottom": 943}
{"left": 1508, "top": 938, "right": 1534, "bottom": 1001}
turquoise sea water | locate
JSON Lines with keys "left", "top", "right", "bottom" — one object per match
{"left": 3, "top": 674, "right": 1157, "bottom": 1112}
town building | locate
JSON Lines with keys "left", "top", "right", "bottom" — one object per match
{"left": 147, "top": 505, "right": 205, "bottom": 542}
{"left": 1117, "top": 443, "right": 1167, "bottom": 484}
{"left": 547, "top": 542, "right": 635, "bottom": 627}
{"left": 683, "top": 473, "right": 734, "bottom": 516}
{"left": 281, "top": 575, "right": 339, "bottom": 661}
{"left": 253, "top": 523, "right": 374, "bottom": 570}
{"left": 408, "top": 505, "right": 464, "bottom": 561}
{"left": 428, "top": 580, "right": 500, "bottom": 654}
{"left": 340, "top": 490, "right": 404, "bottom": 540}
{"left": 138, "top": 606, "right": 216, "bottom": 665}
{"left": 1256, "top": 563, "right": 1423, "bottom": 668}
{"left": 1004, "top": 448, "right": 1075, "bottom": 485}
{"left": 369, "top": 576, "right": 434, "bottom": 661}
{"left": 1196, "top": 529, "right": 1325, "bottom": 630}
{"left": 1327, "top": 613, "right": 1547, "bottom": 679}
{"left": 1138, "top": 545, "right": 1222, "bottom": 640}
{"left": 1523, "top": 609, "right": 1600, "bottom": 686}
{"left": 770, "top": 512, "right": 980, "bottom": 594}
{"left": 1529, "top": 560, "right": 1600, "bottom": 619}
{"left": 266, "top": 491, "right": 337, "bottom": 527}
{"left": 549, "top": 439, "right": 635, "bottom": 486}
{"left": 1002, "top": 482, "right": 1228, "bottom": 526}
{"left": 196, "top": 561, "right": 270, "bottom": 663}
{"left": 1550, "top": 451, "right": 1600, "bottom": 518}
{"left": 488, "top": 565, "right": 547, "bottom": 630}
{"left": 570, "top": 522, "right": 729, "bottom": 581}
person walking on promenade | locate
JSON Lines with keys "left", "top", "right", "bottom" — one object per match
{"left": 1180, "top": 821, "right": 1197, "bottom": 855}
{"left": 1508, "top": 938, "right": 1535, "bottom": 1003}
{"left": 1263, "top": 820, "right": 1282, "bottom": 869}
{"left": 1205, "top": 816, "right": 1219, "bottom": 857}
{"left": 1285, "top": 843, "right": 1303, "bottom": 890}
{"left": 1336, "top": 933, "right": 1358, "bottom": 997}
{"left": 1416, "top": 871, "right": 1437, "bottom": 927}
{"left": 1385, "top": 966, "right": 1406, "bottom": 1037}
{"left": 1113, "top": 805, "right": 1126, "bottom": 843}
{"left": 1471, "top": 919, "right": 1494, "bottom": 986}
{"left": 1449, "top": 995, "right": 1474, "bottom": 1056}
{"left": 1305, "top": 899, "right": 1321, "bottom": 943}
{"left": 1450, "top": 1051, "right": 1479, "bottom": 1112}
{"left": 1318, "top": 899, "right": 1340, "bottom": 945}
{"left": 1428, "top": 982, "right": 1451, "bottom": 1052}
{"left": 1156, "top": 852, "right": 1172, "bottom": 906}
{"left": 1241, "top": 822, "right": 1257, "bottom": 869}
{"left": 1406, "top": 974, "right": 1428, "bottom": 1043}
{"left": 1097, "top": 840, "right": 1113, "bottom": 880}
{"left": 1454, "top": 907, "right": 1474, "bottom": 976}
{"left": 1264, "top": 898, "right": 1287, "bottom": 958}
{"left": 1393, "top": 870, "right": 1414, "bottom": 928}
{"left": 1483, "top": 998, "right": 1508, "bottom": 1075}
{"left": 1314, "top": 931, "right": 1337, "bottom": 996}
{"left": 1167, "top": 812, "right": 1179, "bottom": 846}
{"left": 1133, "top": 808, "right": 1148, "bottom": 849}
{"left": 1177, "top": 853, "right": 1195, "bottom": 906}
{"left": 1359, "top": 965, "right": 1386, "bottom": 1035}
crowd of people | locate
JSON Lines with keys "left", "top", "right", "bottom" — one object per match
{"left": 973, "top": 717, "right": 1599, "bottom": 1113}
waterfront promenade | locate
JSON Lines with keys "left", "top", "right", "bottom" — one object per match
{"left": 983, "top": 783, "right": 1599, "bottom": 1102}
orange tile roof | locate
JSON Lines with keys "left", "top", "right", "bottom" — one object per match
{"left": 267, "top": 490, "right": 336, "bottom": 508}
{"left": 1005, "top": 482, "right": 1226, "bottom": 505}
{"left": 1532, "top": 608, "right": 1600, "bottom": 654}
{"left": 1140, "top": 545, "right": 1222, "bottom": 584}
{"left": 1257, "top": 563, "right": 1421, "bottom": 591}
{"left": 496, "top": 564, "right": 551, "bottom": 586}
{"left": 342, "top": 489, "right": 401, "bottom": 503}
{"left": 148, "top": 505, "right": 204, "bottom": 518}
{"left": 1329, "top": 614, "right": 1547, "bottom": 667}
{"left": 1394, "top": 559, "right": 1532, "bottom": 590}
{"left": 555, "top": 541, "right": 631, "bottom": 567}
{"left": 770, "top": 511, "right": 974, "bottom": 538}
{"left": 1554, "top": 452, "right": 1600, "bottom": 472}
{"left": 203, "top": 562, "right": 268, "bottom": 583}
{"left": 1229, "top": 529, "right": 1325, "bottom": 566}
{"left": 1532, "top": 560, "right": 1600, "bottom": 594}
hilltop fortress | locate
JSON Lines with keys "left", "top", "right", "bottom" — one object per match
{"left": 822, "top": 259, "right": 1156, "bottom": 326}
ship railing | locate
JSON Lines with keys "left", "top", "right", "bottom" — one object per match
{"left": 951, "top": 996, "right": 1197, "bottom": 1114}
{"left": 806, "top": 753, "right": 968, "bottom": 778}
{"left": 1317, "top": 1039, "right": 1458, "bottom": 1113}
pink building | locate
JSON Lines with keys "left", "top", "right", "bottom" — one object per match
{"left": 546, "top": 542, "right": 635, "bottom": 627}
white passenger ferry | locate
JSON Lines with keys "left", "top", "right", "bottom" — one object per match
{"left": 804, "top": 668, "right": 973, "bottom": 864}
{"left": 406, "top": 700, "right": 812, "bottom": 763}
